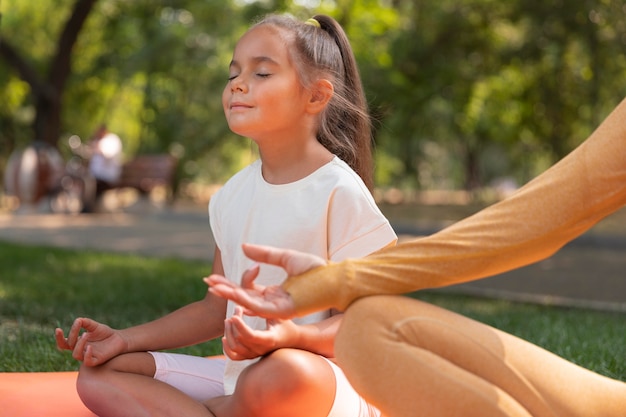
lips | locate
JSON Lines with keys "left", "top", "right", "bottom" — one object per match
{"left": 230, "top": 101, "right": 252, "bottom": 111}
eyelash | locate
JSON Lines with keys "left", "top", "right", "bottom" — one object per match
{"left": 227, "top": 73, "right": 271, "bottom": 81}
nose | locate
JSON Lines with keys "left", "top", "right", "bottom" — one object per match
{"left": 230, "top": 76, "right": 247, "bottom": 93}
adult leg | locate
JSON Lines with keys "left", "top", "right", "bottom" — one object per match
{"left": 336, "top": 295, "right": 626, "bottom": 417}
{"left": 77, "top": 352, "right": 216, "bottom": 417}
{"left": 206, "top": 348, "right": 336, "bottom": 417}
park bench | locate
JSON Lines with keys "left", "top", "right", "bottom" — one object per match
{"left": 114, "top": 154, "right": 178, "bottom": 201}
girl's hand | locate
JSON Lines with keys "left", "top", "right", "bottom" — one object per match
{"left": 206, "top": 243, "right": 326, "bottom": 319}
{"left": 221, "top": 306, "right": 298, "bottom": 360}
{"left": 55, "top": 317, "right": 128, "bottom": 366}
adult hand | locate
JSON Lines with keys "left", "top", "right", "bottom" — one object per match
{"left": 55, "top": 317, "right": 128, "bottom": 366}
{"left": 206, "top": 243, "right": 326, "bottom": 319}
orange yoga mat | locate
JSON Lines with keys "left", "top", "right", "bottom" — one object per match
{"left": 0, "top": 356, "right": 225, "bottom": 416}
{"left": 0, "top": 371, "right": 95, "bottom": 417}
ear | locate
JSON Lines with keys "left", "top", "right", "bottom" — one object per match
{"left": 306, "top": 79, "right": 334, "bottom": 114}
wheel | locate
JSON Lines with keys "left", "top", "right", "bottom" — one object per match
{"left": 49, "top": 176, "right": 85, "bottom": 214}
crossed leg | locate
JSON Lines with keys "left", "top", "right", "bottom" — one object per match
{"left": 76, "top": 348, "right": 337, "bottom": 417}
{"left": 336, "top": 295, "right": 626, "bottom": 417}
{"left": 206, "top": 348, "right": 336, "bottom": 417}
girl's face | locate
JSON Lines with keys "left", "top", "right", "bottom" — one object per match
{"left": 222, "top": 25, "right": 312, "bottom": 142}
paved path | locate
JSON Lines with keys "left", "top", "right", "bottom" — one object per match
{"left": 1, "top": 202, "right": 625, "bottom": 312}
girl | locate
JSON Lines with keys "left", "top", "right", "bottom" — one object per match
{"left": 208, "top": 97, "right": 626, "bottom": 416}
{"left": 56, "top": 14, "right": 397, "bottom": 417}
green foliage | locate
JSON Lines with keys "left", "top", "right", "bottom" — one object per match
{"left": 360, "top": 0, "right": 626, "bottom": 189}
{"left": 1, "top": 0, "right": 626, "bottom": 189}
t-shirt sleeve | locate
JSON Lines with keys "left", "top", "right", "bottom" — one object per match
{"left": 283, "top": 97, "right": 626, "bottom": 316}
{"left": 326, "top": 182, "right": 397, "bottom": 262}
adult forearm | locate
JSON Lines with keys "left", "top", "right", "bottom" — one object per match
{"left": 284, "top": 97, "right": 626, "bottom": 315}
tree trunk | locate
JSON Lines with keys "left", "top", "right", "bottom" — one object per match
{"left": 0, "top": 0, "right": 99, "bottom": 147}
{"left": 464, "top": 145, "right": 480, "bottom": 192}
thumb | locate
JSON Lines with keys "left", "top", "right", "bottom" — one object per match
{"left": 241, "top": 263, "right": 261, "bottom": 289}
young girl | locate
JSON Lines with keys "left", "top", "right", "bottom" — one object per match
{"left": 55, "top": 14, "right": 396, "bottom": 417}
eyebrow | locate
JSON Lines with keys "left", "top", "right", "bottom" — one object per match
{"left": 229, "top": 56, "right": 280, "bottom": 69}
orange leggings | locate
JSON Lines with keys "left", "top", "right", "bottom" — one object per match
{"left": 336, "top": 295, "right": 626, "bottom": 417}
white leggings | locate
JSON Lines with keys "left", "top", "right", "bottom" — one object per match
{"left": 150, "top": 352, "right": 226, "bottom": 401}
{"left": 149, "top": 352, "right": 380, "bottom": 417}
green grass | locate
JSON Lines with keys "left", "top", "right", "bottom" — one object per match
{"left": 0, "top": 241, "right": 222, "bottom": 372}
{"left": 0, "top": 240, "right": 624, "bottom": 382}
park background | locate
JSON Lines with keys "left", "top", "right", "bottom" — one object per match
{"left": 0, "top": 0, "right": 625, "bottom": 379}
{"left": 2, "top": 0, "right": 626, "bottom": 207}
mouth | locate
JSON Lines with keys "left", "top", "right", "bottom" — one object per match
{"left": 230, "top": 102, "right": 252, "bottom": 111}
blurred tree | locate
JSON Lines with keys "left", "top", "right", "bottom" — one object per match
{"left": 359, "top": 0, "right": 626, "bottom": 191}
{"left": 0, "top": 0, "right": 98, "bottom": 149}
{"left": 2, "top": 0, "right": 625, "bottom": 194}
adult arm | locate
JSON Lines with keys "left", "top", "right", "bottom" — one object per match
{"left": 283, "top": 98, "right": 626, "bottom": 316}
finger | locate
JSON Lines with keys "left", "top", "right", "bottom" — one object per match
{"left": 228, "top": 313, "right": 259, "bottom": 343}
{"left": 223, "top": 321, "right": 246, "bottom": 358}
{"left": 82, "top": 345, "right": 100, "bottom": 367}
{"left": 228, "top": 312, "right": 246, "bottom": 343}
{"left": 225, "top": 312, "right": 260, "bottom": 354}
{"left": 78, "top": 317, "right": 102, "bottom": 333}
{"left": 205, "top": 276, "right": 239, "bottom": 298}
{"left": 241, "top": 243, "right": 287, "bottom": 267}
{"left": 207, "top": 284, "right": 239, "bottom": 301}
{"left": 221, "top": 336, "right": 240, "bottom": 360}
{"left": 234, "top": 305, "right": 245, "bottom": 318}
{"left": 72, "top": 333, "right": 89, "bottom": 361}
{"left": 242, "top": 243, "right": 325, "bottom": 275}
{"left": 222, "top": 330, "right": 255, "bottom": 360}
{"left": 240, "top": 264, "right": 261, "bottom": 289}
{"left": 54, "top": 328, "right": 71, "bottom": 350}
{"left": 208, "top": 283, "right": 262, "bottom": 314}
{"left": 223, "top": 320, "right": 237, "bottom": 350}
{"left": 204, "top": 275, "right": 233, "bottom": 288}
{"left": 66, "top": 319, "right": 86, "bottom": 348}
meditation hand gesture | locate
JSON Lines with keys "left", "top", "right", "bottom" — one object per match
{"left": 222, "top": 306, "right": 299, "bottom": 360}
{"left": 55, "top": 318, "right": 128, "bottom": 367}
{"left": 206, "top": 243, "right": 326, "bottom": 319}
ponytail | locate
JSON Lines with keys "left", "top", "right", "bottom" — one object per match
{"left": 255, "top": 14, "right": 374, "bottom": 190}
{"left": 312, "top": 15, "right": 373, "bottom": 190}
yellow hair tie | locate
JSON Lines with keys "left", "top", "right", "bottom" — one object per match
{"left": 305, "top": 18, "right": 321, "bottom": 28}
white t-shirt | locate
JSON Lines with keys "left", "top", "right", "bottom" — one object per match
{"left": 208, "top": 156, "right": 397, "bottom": 394}
{"left": 89, "top": 133, "right": 122, "bottom": 183}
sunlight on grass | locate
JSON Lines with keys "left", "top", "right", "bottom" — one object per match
{"left": 1, "top": 240, "right": 624, "bottom": 381}
{"left": 0, "top": 241, "right": 221, "bottom": 371}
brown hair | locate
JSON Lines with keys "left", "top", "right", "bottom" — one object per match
{"left": 253, "top": 14, "right": 374, "bottom": 190}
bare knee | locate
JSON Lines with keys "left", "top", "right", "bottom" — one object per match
{"left": 77, "top": 352, "right": 155, "bottom": 410}
{"left": 233, "top": 349, "right": 335, "bottom": 416}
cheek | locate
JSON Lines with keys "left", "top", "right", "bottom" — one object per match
{"left": 222, "top": 87, "right": 230, "bottom": 114}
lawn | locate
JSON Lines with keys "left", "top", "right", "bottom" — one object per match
{"left": 1, "top": 240, "right": 624, "bottom": 382}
